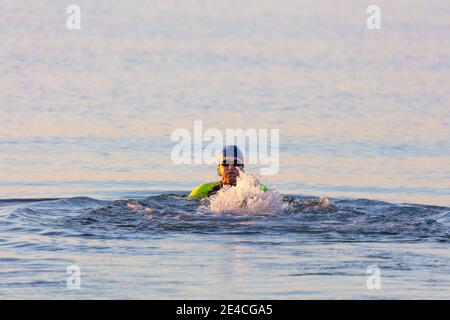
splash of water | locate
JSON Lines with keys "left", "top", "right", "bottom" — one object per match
{"left": 127, "top": 202, "right": 153, "bottom": 214}
{"left": 205, "top": 171, "right": 284, "bottom": 215}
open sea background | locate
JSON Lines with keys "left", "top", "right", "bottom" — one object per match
{"left": 0, "top": 0, "right": 449, "bottom": 299}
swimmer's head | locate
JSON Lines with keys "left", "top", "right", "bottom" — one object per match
{"left": 217, "top": 145, "right": 244, "bottom": 186}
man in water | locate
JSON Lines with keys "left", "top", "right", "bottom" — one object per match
{"left": 188, "top": 145, "right": 246, "bottom": 199}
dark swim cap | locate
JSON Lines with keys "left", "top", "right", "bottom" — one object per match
{"left": 218, "top": 145, "right": 244, "bottom": 165}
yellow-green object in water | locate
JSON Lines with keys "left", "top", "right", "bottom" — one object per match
{"left": 188, "top": 181, "right": 268, "bottom": 200}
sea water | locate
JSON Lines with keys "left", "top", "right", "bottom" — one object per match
{"left": 0, "top": 0, "right": 449, "bottom": 299}
{"left": 0, "top": 171, "right": 449, "bottom": 299}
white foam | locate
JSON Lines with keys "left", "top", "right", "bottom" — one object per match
{"left": 205, "top": 171, "right": 284, "bottom": 215}
{"left": 127, "top": 202, "right": 153, "bottom": 214}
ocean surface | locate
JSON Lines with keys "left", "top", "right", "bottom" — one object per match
{"left": 1, "top": 0, "right": 449, "bottom": 299}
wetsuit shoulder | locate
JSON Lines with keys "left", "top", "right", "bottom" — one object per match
{"left": 188, "top": 181, "right": 222, "bottom": 199}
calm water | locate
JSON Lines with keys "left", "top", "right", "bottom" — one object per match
{"left": 1, "top": 0, "right": 449, "bottom": 299}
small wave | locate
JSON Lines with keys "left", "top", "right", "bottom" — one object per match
{"left": 0, "top": 198, "right": 62, "bottom": 208}
{"left": 0, "top": 190, "right": 448, "bottom": 242}
{"left": 202, "top": 171, "right": 286, "bottom": 215}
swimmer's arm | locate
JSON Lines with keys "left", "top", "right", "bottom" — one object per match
{"left": 187, "top": 182, "right": 221, "bottom": 199}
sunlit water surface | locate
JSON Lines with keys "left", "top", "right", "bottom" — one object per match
{"left": 0, "top": 0, "right": 449, "bottom": 299}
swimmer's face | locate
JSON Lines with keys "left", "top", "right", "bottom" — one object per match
{"left": 218, "top": 162, "right": 244, "bottom": 185}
